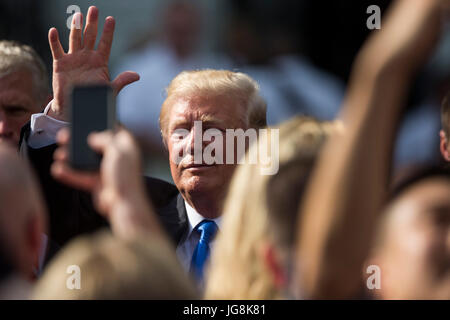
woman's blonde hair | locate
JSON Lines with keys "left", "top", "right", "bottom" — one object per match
{"left": 205, "top": 116, "right": 336, "bottom": 299}
{"left": 33, "top": 230, "right": 197, "bottom": 299}
{"left": 159, "top": 69, "right": 267, "bottom": 143}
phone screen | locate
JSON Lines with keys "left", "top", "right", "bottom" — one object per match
{"left": 69, "top": 84, "right": 115, "bottom": 170}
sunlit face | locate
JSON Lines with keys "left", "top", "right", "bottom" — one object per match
{"left": 377, "top": 178, "right": 450, "bottom": 299}
{"left": 166, "top": 94, "right": 248, "bottom": 215}
{"left": 0, "top": 70, "right": 44, "bottom": 146}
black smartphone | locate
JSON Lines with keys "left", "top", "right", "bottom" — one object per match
{"left": 69, "top": 84, "right": 116, "bottom": 171}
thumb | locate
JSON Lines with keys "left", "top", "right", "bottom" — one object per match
{"left": 88, "top": 130, "right": 115, "bottom": 154}
{"left": 111, "top": 71, "right": 140, "bottom": 94}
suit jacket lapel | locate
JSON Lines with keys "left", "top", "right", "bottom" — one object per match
{"left": 157, "top": 193, "right": 189, "bottom": 246}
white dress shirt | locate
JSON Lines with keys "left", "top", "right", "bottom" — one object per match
{"left": 28, "top": 101, "right": 69, "bottom": 149}
{"left": 176, "top": 201, "right": 221, "bottom": 272}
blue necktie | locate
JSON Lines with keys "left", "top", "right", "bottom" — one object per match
{"left": 190, "top": 220, "right": 218, "bottom": 282}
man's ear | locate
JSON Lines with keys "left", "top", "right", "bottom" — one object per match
{"left": 260, "top": 242, "right": 286, "bottom": 289}
{"left": 440, "top": 130, "right": 450, "bottom": 161}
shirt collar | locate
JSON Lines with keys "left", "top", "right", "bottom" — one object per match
{"left": 184, "top": 200, "right": 221, "bottom": 237}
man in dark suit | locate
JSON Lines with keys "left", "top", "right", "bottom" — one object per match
{"left": 23, "top": 6, "right": 267, "bottom": 281}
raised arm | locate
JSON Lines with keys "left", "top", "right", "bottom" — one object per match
{"left": 52, "top": 128, "right": 169, "bottom": 243}
{"left": 296, "top": 0, "right": 449, "bottom": 299}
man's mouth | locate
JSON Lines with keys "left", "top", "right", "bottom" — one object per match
{"left": 183, "top": 163, "right": 216, "bottom": 170}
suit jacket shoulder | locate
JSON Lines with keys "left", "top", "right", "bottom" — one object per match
{"left": 143, "top": 177, "right": 188, "bottom": 245}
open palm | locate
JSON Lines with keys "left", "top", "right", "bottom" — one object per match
{"left": 48, "top": 6, "right": 139, "bottom": 121}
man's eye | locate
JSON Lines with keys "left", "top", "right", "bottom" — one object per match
{"left": 171, "top": 129, "right": 189, "bottom": 140}
{"left": 204, "top": 127, "right": 224, "bottom": 133}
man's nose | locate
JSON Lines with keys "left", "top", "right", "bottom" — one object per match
{"left": 186, "top": 127, "right": 206, "bottom": 155}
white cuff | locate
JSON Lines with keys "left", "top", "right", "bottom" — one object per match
{"left": 28, "top": 101, "right": 69, "bottom": 149}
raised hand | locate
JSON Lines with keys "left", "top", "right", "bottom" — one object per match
{"left": 48, "top": 6, "right": 139, "bottom": 121}
{"left": 51, "top": 128, "right": 165, "bottom": 240}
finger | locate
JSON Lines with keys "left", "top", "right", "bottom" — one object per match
{"left": 111, "top": 71, "right": 140, "bottom": 94}
{"left": 48, "top": 28, "right": 65, "bottom": 59}
{"left": 51, "top": 161, "right": 98, "bottom": 192}
{"left": 92, "top": 186, "right": 110, "bottom": 216}
{"left": 96, "top": 188, "right": 115, "bottom": 217}
{"left": 97, "top": 16, "right": 115, "bottom": 59}
{"left": 53, "top": 147, "right": 68, "bottom": 162}
{"left": 83, "top": 6, "right": 99, "bottom": 50}
{"left": 56, "top": 127, "right": 70, "bottom": 145}
{"left": 115, "top": 129, "right": 138, "bottom": 151}
{"left": 69, "top": 12, "right": 83, "bottom": 53}
{"left": 87, "top": 131, "right": 115, "bottom": 153}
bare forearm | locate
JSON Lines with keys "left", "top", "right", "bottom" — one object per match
{"left": 109, "top": 192, "right": 169, "bottom": 244}
{"left": 299, "top": 63, "right": 408, "bottom": 298}
{"left": 296, "top": 0, "right": 445, "bottom": 299}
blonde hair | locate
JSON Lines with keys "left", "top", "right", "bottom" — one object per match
{"left": 205, "top": 116, "right": 336, "bottom": 299}
{"left": 33, "top": 230, "right": 198, "bottom": 299}
{"left": 159, "top": 69, "right": 267, "bottom": 143}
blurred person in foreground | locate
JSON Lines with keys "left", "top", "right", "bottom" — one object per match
{"left": 366, "top": 167, "right": 450, "bottom": 299}
{"left": 0, "top": 143, "right": 47, "bottom": 298}
{"left": 22, "top": 6, "right": 267, "bottom": 287}
{"left": 0, "top": 40, "right": 50, "bottom": 147}
{"left": 0, "top": 243, "right": 29, "bottom": 299}
{"left": 33, "top": 231, "right": 197, "bottom": 299}
{"left": 205, "top": 116, "right": 336, "bottom": 299}
{"left": 295, "top": 0, "right": 450, "bottom": 299}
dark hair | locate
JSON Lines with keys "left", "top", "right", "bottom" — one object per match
{"left": 389, "top": 165, "right": 450, "bottom": 202}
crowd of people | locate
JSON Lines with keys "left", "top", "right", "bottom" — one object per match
{"left": 0, "top": 0, "right": 449, "bottom": 300}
